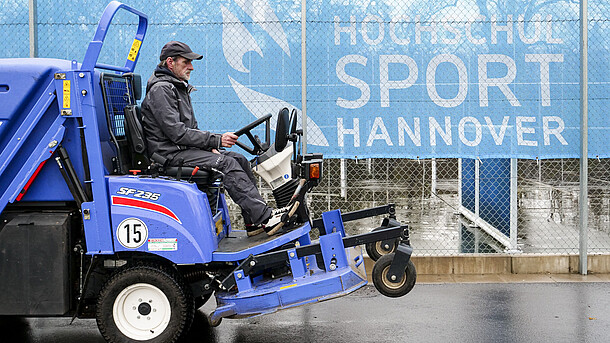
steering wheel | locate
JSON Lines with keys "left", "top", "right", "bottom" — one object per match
{"left": 234, "top": 113, "right": 272, "bottom": 155}
{"left": 274, "top": 108, "right": 290, "bottom": 153}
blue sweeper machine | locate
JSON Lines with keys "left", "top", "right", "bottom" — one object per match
{"left": 0, "top": 2, "right": 416, "bottom": 342}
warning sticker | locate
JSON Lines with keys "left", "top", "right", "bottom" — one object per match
{"left": 215, "top": 217, "right": 223, "bottom": 236}
{"left": 127, "top": 39, "right": 142, "bottom": 62}
{"left": 63, "top": 80, "right": 70, "bottom": 109}
{"left": 148, "top": 238, "right": 178, "bottom": 251}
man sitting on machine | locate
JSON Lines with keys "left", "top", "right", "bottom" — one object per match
{"left": 141, "top": 41, "right": 294, "bottom": 236}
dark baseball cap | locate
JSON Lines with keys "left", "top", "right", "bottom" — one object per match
{"left": 159, "top": 41, "right": 203, "bottom": 61}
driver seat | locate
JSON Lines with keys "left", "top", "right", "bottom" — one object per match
{"left": 122, "top": 105, "right": 221, "bottom": 208}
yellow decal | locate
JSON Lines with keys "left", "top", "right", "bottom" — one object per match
{"left": 215, "top": 218, "right": 223, "bottom": 236}
{"left": 127, "top": 39, "right": 142, "bottom": 62}
{"left": 63, "top": 80, "right": 70, "bottom": 109}
{"left": 280, "top": 283, "right": 297, "bottom": 290}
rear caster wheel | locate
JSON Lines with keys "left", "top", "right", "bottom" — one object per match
{"left": 365, "top": 227, "right": 398, "bottom": 261}
{"left": 372, "top": 253, "right": 416, "bottom": 297}
{"left": 96, "top": 265, "right": 194, "bottom": 343}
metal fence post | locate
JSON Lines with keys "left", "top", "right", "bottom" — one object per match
{"left": 458, "top": 158, "right": 462, "bottom": 208}
{"left": 510, "top": 158, "right": 518, "bottom": 252}
{"left": 340, "top": 158, "right": 346, "bottom": 198}
{"left": 431, "top": 158, "right": 437, "bottom": 196}
{"left": 301, "top": 0, "right": 307, "bottom": 155}
{"left": 475, "top": 159, "right": 480, "bottom": 218}
{"left": 28, "top": 0, "right": 38, "bottom": 58}
{"left": 579, "top": 0, "right": 588, "bottom": 275}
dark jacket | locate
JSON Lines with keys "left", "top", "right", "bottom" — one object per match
{"left": 141, "top": 66, "right": 221, "bottom": 159}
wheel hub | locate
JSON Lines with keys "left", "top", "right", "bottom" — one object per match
{"left": 138, "top": 302, "right": 152, "bottom": 316}
{"left": 375, "top": 240, "right": 395, "bottom": 255}
{"left": 113, "top": 283, "right": 171, "bottom": 340}
{"left": 383, "top": 266, "right": 407, "bottom": 289}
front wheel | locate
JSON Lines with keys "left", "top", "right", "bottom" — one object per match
{"left": 365, "top": 228, "right": 399, "bottom": 261}
{"left": 371, "top": 253, "right": 416, "bottom": 297}
{"left": 96, "top": 265, "right": 194, "bottom": 343}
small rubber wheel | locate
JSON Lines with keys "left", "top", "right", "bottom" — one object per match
{"left": 96, "top": 265, "right": 194, "bottom": 343}
{"left": 372, "top": 253, "right": 416, "bottom": 297}
{"left": 365, "top": 228, "right": 399, "bottom": 261}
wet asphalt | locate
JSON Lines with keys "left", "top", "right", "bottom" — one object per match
{"left": 3, "top": 282, "right": 609, "bottom": 343}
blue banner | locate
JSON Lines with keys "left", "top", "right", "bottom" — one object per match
{"left": 3, "top": 0, "right": 608, "bottom": 159}
{"left": 212, "top": 0, "right": 609, "bottom": 159}
{"left": 304, "top": 0, "right": 603, "bottom": 159}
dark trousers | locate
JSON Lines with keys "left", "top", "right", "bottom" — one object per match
{"left": 172, "top": 149, "right": 272, "bottom": 225}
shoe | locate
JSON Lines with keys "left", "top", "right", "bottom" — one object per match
{"left": 265, "top": 201, "right": 300, "bottom": 236}
{"left": 246, "top": 224, "right": 265, "bottom": 237}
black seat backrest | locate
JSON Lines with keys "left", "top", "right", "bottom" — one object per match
{"left": 124, "top": 105, "right": 147, "bottom": 155}
{"left": 123, "top": 105, "right": 151, "bottom": 171}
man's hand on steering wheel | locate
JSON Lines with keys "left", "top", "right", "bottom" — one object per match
{"left": 221, "top": 132, "right": 238, "bottom": 148}
{"left": 232, "top": 113, "right": 272, "bottom": 155}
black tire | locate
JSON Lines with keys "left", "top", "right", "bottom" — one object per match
{"left": 372, "top": 253, "right": 416, "bottom": 297}
{"left": 96, "top": 265, "right": 194, "bottom": 343}
{"left": 365, "top": 228, "right": 399, "bottom": 261}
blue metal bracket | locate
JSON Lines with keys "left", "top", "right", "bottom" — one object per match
{"left": 287, "top": 248, "right": 307, "bottom": 278}
{"left": 296, "top": 232, "right": 317, "bottom": 271}
{"left": 319, "top": 232, "right": 348, "bottom": 271}
{"left": 82, "top": 201, "right": 113, "bottom": 255}
{"left": 322, "top": 209, "right": 346, "bottom": 237}
{"left": 234, "top": 269, "right": 252, "bottom": 292}
{"left": 61, "top": 69, "right": 114, "bottom": 254}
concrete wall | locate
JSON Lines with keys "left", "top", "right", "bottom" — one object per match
{"left": 364, "top": 254, "right": 610, "bottom": 276}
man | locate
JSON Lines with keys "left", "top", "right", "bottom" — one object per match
{"left": 141, "top": 41, "right": 288, "bottom": 236}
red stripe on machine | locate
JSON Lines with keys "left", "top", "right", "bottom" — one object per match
{"left": 111, "top": 196, "right": 181, "bottom": 224}
{"left": 16, "top": 160, "right": 48, "bottom": 201}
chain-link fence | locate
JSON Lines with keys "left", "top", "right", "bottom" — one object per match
{"left": 1, "top": 0, "right": 29, "bottom": 58}
{"left": 2, "top": 0, "right": 609, "bottom": 256}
